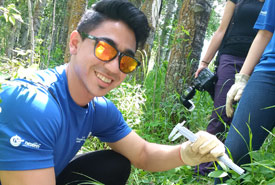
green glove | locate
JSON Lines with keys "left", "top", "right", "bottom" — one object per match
{"left": 180, "top": 131, "right": 225, "bottom": 166}
{"left": 226, "top": 73, "right": 250, "bottom": 117}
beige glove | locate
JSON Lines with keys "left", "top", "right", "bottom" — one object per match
{"left": 226, "top": 73, "right": 250, "bottom": 117}
{"left": 180, "top": 131, "right": 225, "bottom": 166}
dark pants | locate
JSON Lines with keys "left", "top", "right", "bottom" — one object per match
{"left": 56, "top": 150, "right": 131, "bottom": 185}
{"left": 195, "top": 54, "right": 245, "bottom": 175}
{"left": 215, "top": 71, "right": 275, "bottom": 184}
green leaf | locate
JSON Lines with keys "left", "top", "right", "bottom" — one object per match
{"left": 10, "top": 7, "right": 21, "bottom": 14}
{"left": 7, "top": 4, "right": 16, "bottom": 9}
{"left": 0, "top": 6, "right": 6, "bottom": 11}
{"left": 4, "top": 12, "right": 8, "bottom": 22}
{"left": 181, "top": 26, "right": 190, "bottom": 36}
{"left": 12, "top": 13, "right": 23, "bottom": 23}
{"left": 9, "top": 16, "right": 15, "bottom": 25}
{"left": 208, "top": 170, "right": 228, "bottom": 178}
{"left": 7, "top": 4, "right": 20, "bottom": 14}
{"left": 218, "top": 160, "right": 229, "bottom": 171}
{"left": 266, "top": 177, "right": 275, "bottom": 183}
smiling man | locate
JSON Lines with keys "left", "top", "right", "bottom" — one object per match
{"left": 0, "top": 0, "right": 225, "bottom": 185}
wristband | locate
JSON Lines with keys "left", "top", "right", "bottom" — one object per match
{"left": 201, "top": 60, "right": 210, "bottom": 64}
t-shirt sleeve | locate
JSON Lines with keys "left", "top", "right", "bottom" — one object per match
{"left": 91, "top": 97, "right": 132, "bottom": 143}
{"left": 254, "top": 0, "right": 275, "bottom": 32}
{"left": 0, "top": 84, "right": 61, "bottom": 170}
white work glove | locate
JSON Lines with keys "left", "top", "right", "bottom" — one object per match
{"left": 226, "top": 73, "right": 250, "bottom": 117}
{"left": 180, "top": 131, "right": 225, "bottom": 166}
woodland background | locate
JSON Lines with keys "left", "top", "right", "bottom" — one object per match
{"left": 0, "top": 0, "right": 274, "bottom": 184}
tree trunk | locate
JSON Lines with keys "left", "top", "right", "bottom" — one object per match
{"left": 56, "top": 0, "right": 70, "bottom": 54}
{"left": 19, "top": 23, "right": 29, "bottom": 49}
{"left": 5, "top": 25, "right": 16, "bottom": 58}
{"left": 159, "top": 0, "right": 179, "bottom": 62}
{"left": 28, "top": 0, "right": 35, "bottom": 65}
{"left": 33, "top": 0, "right": 47, "bottom": 37}
{"left": 140, "top": 0, "right": 162, "bottom": 61}
{"left": 134, "top": 0, "right": 162, "bottom": 83}
{"left": 47, "top": 0, "right": 56, "bottom": 68}
{"left": 165, "top": 0, "right": 212, "bottom": 94}
{"left": 64, "top": 0, "right": 87, "bottom": 63}
{"left": 14, "top": 21, "right": 22, "bottom": 48}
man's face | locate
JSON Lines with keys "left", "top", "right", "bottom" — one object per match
{"left": 69, "top": 20, "right": 136, "bottom": 103}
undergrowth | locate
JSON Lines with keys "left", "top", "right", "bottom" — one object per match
{"left": 1, "top": 50, "right": 274, "bottom": 185}
{"left": 81, "top": 67, "right": 275, "bottom": 184}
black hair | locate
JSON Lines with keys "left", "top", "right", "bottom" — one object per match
{"left": 77, "top": 0, "right": 150, "bottom": 48}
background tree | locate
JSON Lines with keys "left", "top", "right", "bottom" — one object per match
{"left": 132, "top": 0, "right": 162, "bottom": 83}
{"left": 33, "top": 0, "right": 47, "bottom": 38}
{"left": 27, "top": 0, "right": 35, "bottom": 64}
{"left": 64, "top": 0, "right": 87, "bottom": 63}
{"left": 0, "top": 3, "right": 24, "bottom": 57}
{"left": 47, "top": 0, "right": 56, "bottom": 67}
{"left": 140, "top": 0, "right": 162, "bottom": 62}
{"left": 158, "top": 0, "right": 179, "bottom": 63}
{"left": 165, "top": 0, "right": 212, "bottom": 95}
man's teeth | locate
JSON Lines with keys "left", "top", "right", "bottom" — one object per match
{"left": 96, "top": 73, "right": 112, "bottom": 83}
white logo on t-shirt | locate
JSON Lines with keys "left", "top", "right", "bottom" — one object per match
{"left": 260, "top": 11, "right": 267, "bottom": 16}
{"left": 76, "top": 136, "right": 86, "bottom": 143}
{"left": 10, "top": 135, "right": 41, "bottom": 149}
{"left": 10, "top": 135, "right": 24, "bottom": 147}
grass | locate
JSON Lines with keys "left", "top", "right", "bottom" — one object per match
{"left": 80, "top": 67, "right": 275, "bottom": 184}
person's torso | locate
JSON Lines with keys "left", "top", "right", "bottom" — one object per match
{"left": 0, "top": 65, "right": 131, "bottom": 176}
{"left": 220, "top": 0, "right": 264, "bottom": 57}
{"left": 29, "top": 65, "right": 131, "bottom": 175}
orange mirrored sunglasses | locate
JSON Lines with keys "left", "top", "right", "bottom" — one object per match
{"left": 80, "top": 32, "right": 140, "bottom": 74}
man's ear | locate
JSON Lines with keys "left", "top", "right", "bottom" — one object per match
{"left": 69, "top": 30, "right": 82, "bottom": 55}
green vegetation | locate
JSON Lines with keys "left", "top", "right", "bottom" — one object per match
{"left": 81, "top": 61, "right": 275, "bottom": 184}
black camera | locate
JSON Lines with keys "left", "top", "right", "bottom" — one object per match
{"left": 180, "top": 68, "right": 216, "bottom": 111}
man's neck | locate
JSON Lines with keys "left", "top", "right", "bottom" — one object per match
{"left": 66, "top": 63, "right": 94, "bottom": 107}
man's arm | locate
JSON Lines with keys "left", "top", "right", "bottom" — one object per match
{"left": 108, "top": 130, "right": 224, "bottom": 172}
{"left": 0, "top": 168, "right": 55, "bottom": 185}
{"left": 108, "top": 131, "right": 183, "bottom": 171}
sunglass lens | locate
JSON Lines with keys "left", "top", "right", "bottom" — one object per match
{"left": 95, "top": 41, "right": 117, "bottom": 61}
{"left": 120, "top": 56, "right": 138, "bottom": 73}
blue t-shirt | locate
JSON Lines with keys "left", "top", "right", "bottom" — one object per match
{"left": 0, "top": 64, "right": 132, "bottom": 176}
{"left": 253, "top": 0, "right": 275, "bottom": 72}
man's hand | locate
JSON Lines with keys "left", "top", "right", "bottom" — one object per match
{"left": 226, "top": 73, "right": 250, "bottom": 117}
{"left": 180, "top": 131, "right": 225, "bottom": 166}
